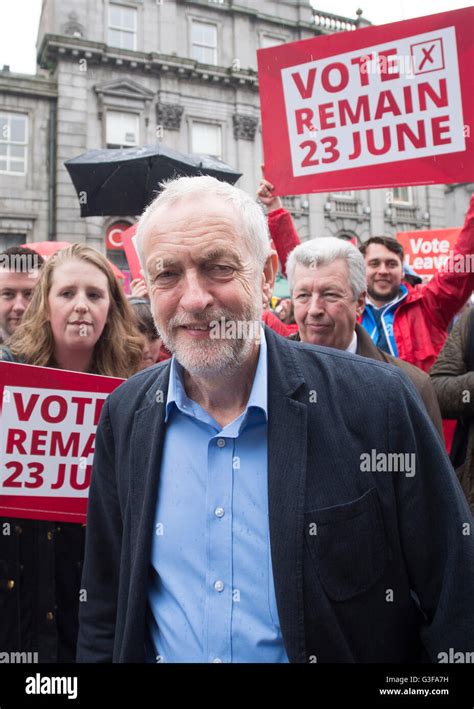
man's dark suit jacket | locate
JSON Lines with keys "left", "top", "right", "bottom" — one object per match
{"left": 289, "top": 324, "right": 443, "bottom": 436}
{"left": 77, "top": 327, "right": 474, "bottom": 663}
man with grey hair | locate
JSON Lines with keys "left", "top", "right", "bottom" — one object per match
{"left": 259, "top": 175, "right": 474, "bottom": 371}
{"left": 78, "top": 175, "right": 474, "bottom": 664}
{"left": 286, "top": 237, "right": 443, "bottom": 435}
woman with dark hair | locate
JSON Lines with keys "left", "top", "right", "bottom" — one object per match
{"left": 0, "top": 244, "right": 143, "bottom": 662}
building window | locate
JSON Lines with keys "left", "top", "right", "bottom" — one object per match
{"left": 261, "top": 34, "right": 286, "bottom": 49}
{"left": 0, "top": 233, "right": 25, "bottom": 250}
{"left": 332, "top": 190, "right": 354, "bottom": 198}
{"left": 106, "top": 111, "right": 139, "bottom": 148}
{"left": 0, "top": 113, "right": 27, "bottom": 175}
{"left": 390, "top": 187, "right": 412, "bottom": 204}
{"left": 191, "top": 21, "right": 217, "bottom": 65}
{"left": 108, "top": 3, "right": 137, "bottom": 51}
{"left": 191, "top": 121, "right": 221, "bottom": 159}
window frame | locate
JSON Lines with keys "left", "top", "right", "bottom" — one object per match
{"left": 106, "top": 110, "right": 140, "bottom": 149}
{"left": 190, "top": 19, "right": 218, "bottom": 65}
{"left": 390, "top": 187, "right": 413, "bottom": 205}
{"left": 331, "top": 190, "right": 355, "bottom": 199}
{"left": 0, "top": 112, "right": 28, "bottom": 176}
{"left": 0, "top": 233, "right": 27, "bottom": 250}
{"left": 108, "top": 2, "right": 138, "bottom": 51}
{"left": 190, "top": 119, "right": 223, "bottom": 160}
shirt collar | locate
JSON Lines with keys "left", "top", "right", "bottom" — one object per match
{"left": 345, "top": 331, "right": 358, "bottom": 354}
{"left": 165, "top": 325, "right": 268, "bottom": 424}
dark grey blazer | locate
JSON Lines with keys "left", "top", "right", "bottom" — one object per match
{"left": 77, "top": 326, "right": 474, "bottom": 663}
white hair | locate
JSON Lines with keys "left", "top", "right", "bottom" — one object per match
{"left": 286, "top": 237, "right": 366, "bottom": 298}
{"left": 135, "top": 175, "right": 271, "bottom": 272}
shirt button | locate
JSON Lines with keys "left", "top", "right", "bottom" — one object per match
{"left": 46, "top": 611, "right": 54, "bottom": 621}
{"left": 47, "top": 531, "right": 53, "bottom": 541}
{"left": 6, "top": 580, "right": 15, "bottom": 590}
{"left": 212, "top": 658, "right": 223, "bottom": 663}
{"left": 214, "top": 580, "right": 224, "bottom": 592}
{"left": 14, "top": 525, "right": 22, "bottom": 535}
{"left": 214, "top": 507, "right": 225, "bottom": 518}
{"left": 216, "top": 438, "right": 226, "bottom": 448}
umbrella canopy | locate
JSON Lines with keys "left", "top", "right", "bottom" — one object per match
{"left": 64, "top": 144, "right": 242, "bottom": 217}
{"left": 22, "top": 241, "right": 125, "bottom": 280}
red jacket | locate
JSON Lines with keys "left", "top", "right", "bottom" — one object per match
{"left": 268, "top": 209, "right": 301, "bottom": 279}
{"left": 261, "top": 309, "right": 298, "bottom": 336}
{"left": 268, "top": 197, "right": 474, "bottom": 372}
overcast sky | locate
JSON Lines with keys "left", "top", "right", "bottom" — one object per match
{"left": 0, "top": 0, "right": 470, "bottom": 75}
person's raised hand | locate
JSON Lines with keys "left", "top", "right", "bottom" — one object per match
{"left": 130, "top": 278, "right": 149, "bottom": 299}
{"left": 257, "top": 164, "right": 282, "bottom": 212}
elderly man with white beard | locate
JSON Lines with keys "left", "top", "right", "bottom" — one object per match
{"left": 78, "top": 176, "right": 474, "bottom": 664}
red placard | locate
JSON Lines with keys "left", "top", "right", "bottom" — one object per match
{"left": 258, "top": 7, "right": 474, "bottom": 195}
{"left": 0, "top": 362, "right": 124, "bottom": 523}
{"left": 397, "top": 227, "right": 461, "bottom": 277}
{"left": 121, "top": 224, "right": 143, "bottom": 280}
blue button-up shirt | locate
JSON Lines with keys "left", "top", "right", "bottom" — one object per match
{"left": 147, "top": 328, "right": 288, "bottom": 663}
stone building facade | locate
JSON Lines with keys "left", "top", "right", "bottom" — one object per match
{"left": 0, "top": 0, "right": 469, "bottom": 275}
{"left": 0, "top": 71, "right": 56, "bottom": 248}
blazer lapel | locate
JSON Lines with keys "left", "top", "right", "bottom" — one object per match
{"left": 121, "top": 362, "right": 171, "bottom": 660}
{"left": 266, "top": 327, "right": 308, "bottom": 662}
{"left": 355, "top": 322, "right": 385, "bottom": 361}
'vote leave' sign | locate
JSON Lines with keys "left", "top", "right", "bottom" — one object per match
{"left": 0, "top": 362, "right": 124, "bottom": 523}
{"left": 257, "top": 8, "right": 474, "bottom": 195}
{"left": 397, "top": 227, "right": 461, "bottom": 278}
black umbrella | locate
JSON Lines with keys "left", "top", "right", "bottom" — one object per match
{"left": 64, "top": 144, "right": 242, "bottom": 217}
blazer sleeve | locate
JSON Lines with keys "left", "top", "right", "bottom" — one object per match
{"left": 417, "top": 374, "right": 444, "bottom": 440}
{"left": 77, "top": 398, "right": 122, "bottom": 662}
{"left": 430, "top": 310, "right": 474, "bottom": 419}
{"left": 389, "top": 370, "right": 474, "bottom": 659}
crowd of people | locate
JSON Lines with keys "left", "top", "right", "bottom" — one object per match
{"left": 0, "top": 173, "right": 473, "bottom": 663}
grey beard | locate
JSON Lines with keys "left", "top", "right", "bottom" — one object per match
{"left": 157, "top": 302, "right": 262, "bottom": 377}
